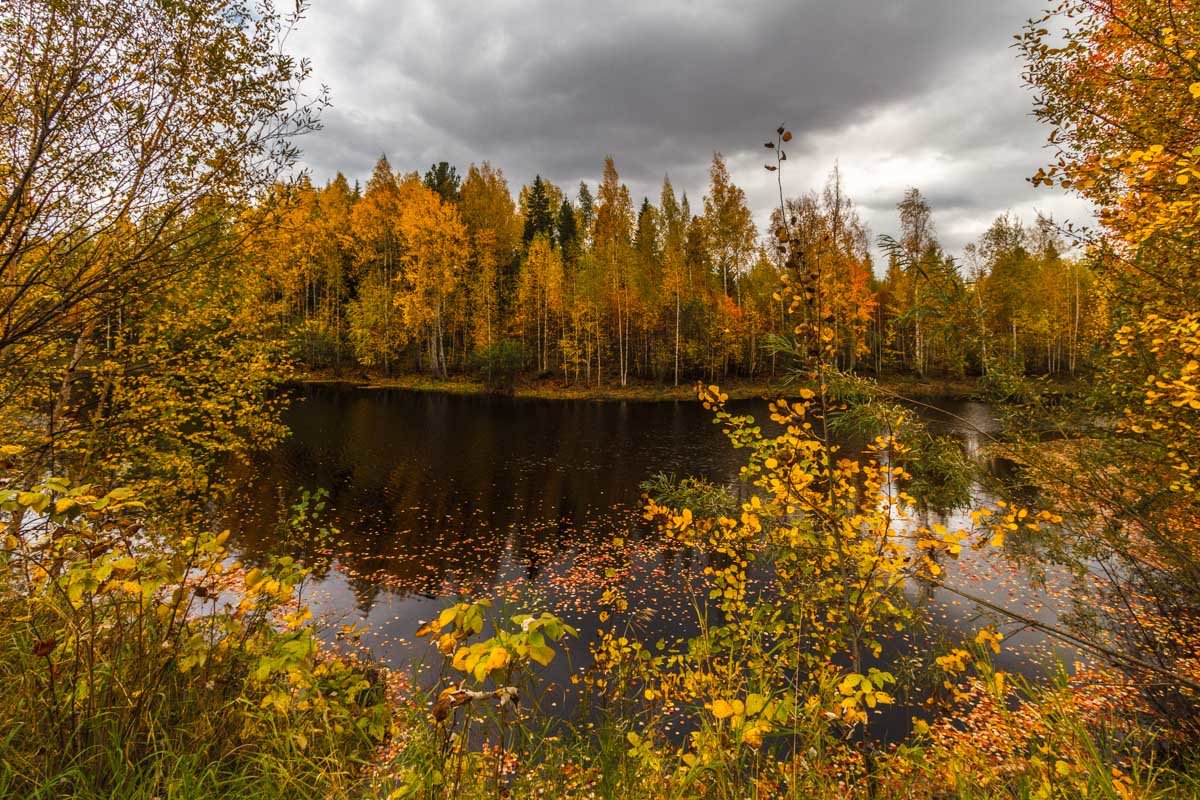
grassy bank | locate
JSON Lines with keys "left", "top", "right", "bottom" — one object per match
{"left": 307, "top": 373, "right": 784, "bottom": 401}
{"left": 298, "top": 371, "right": 1001, "bottom": 402}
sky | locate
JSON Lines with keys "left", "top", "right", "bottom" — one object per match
{"left": 286, "top": 0, "right": 1093, "bottom": 261}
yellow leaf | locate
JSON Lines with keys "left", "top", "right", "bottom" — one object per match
{"left": 485, "top": 647, "right": 509, "bottom": 671}
{"left": 743, "top": 724, "right": 764, "bottom": 748}
{"left": 711, "top": 699, "right": 735, "bottom": 719}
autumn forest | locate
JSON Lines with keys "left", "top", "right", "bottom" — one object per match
{"left": 266, "top": 153, "right": 1097, "bottom": 388}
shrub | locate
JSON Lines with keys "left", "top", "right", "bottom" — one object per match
{"left": 471, "top": 339, "right": 527, "bottom": 394}
{"left": 0, "top": 478, "right": 390, "bottom": 799}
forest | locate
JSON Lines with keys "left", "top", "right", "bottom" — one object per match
{"left": 1, "top": 1, "right": 1199, "bottom": 799}
{"left": 260, "top": 154, "right": 1097, "bottom": 388}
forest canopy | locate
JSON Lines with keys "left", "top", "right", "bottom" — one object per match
{"left": 255, "top": 152, "right": 1099, "bottom": 388}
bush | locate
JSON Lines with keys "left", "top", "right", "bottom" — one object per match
{"left": 639, "top": 472, "right": 738, "bottom": 519}
{"left": 0, "top": 478, "right": 390, "bottom": 799}
{"left": 471, "top": 339, "right": 527, "bottom": 394}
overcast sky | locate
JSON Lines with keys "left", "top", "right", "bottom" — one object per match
{"left": 287, "top": 0, "right": 1093, "bottom": 261}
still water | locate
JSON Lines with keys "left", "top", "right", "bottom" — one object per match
{"left": 226, "top": 384, "right": 1080, "bottom": 730}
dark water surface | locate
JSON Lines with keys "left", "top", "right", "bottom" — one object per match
{"left": 226, "top": 384, "right": 1080, "bottom": 732}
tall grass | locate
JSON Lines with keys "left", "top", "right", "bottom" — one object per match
{"left": 0, "top": 481, "right": 389, "bottom": 799}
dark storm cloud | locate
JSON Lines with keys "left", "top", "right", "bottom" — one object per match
{"left": 288, "top": 0, "right": 1092, "bottom": 256}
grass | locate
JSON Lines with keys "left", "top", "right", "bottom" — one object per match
{"left": 302, "top": 371, "right": 787, "bottom": 400}
{"left": 370, "top": 664, "right": 1200, "bottom": 800}
{"left": 2, "top": 744, "right": 370, "bottom": 800}
{"left": 0, "top": 484, "right": 390, "bottom": 800}
{"left": 298, "top": 370, "right": 1004, "bottom": 403}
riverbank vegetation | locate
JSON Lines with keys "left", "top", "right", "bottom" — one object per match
{"left": 2, "top": 0, "right": 1200, "bottom": 798}
{"left": 303, "top": 372, "right": 998, "bottom": 403}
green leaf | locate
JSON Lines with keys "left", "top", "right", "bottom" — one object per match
{"left": 528, "top": 642, "right": 555, "bottom": 666}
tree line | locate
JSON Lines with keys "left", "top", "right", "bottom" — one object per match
{"left": 253, "top": 153, "right": 1103, "bottom": 388}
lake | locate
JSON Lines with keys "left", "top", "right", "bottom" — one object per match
{"left": 225, "top": 383, "right": 1081, "bottom": 735}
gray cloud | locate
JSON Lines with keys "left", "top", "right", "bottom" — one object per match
{"left": 288, "top": 0, "right": 1093, "bottom": 258}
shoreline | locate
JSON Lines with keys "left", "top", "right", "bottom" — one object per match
{"left": 293, "top": 371, "right": 1000, "bottom": 402}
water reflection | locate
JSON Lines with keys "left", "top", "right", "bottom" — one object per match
{"left": 226, "top": 384, "right": 1079, "bottom": 726}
